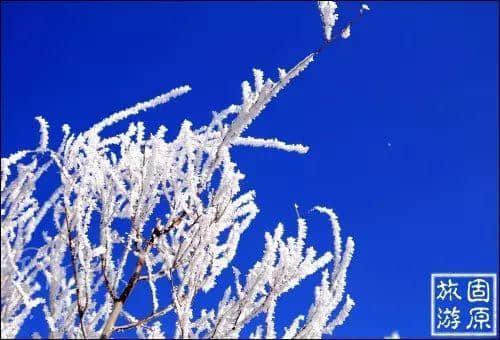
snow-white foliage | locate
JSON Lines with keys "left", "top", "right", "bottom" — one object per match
{"left": 1, "top": 2, "right": 364, "bottom": 339}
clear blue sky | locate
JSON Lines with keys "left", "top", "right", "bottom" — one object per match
{"left": 1, "top": 1, "right": 498, "bottom": 338}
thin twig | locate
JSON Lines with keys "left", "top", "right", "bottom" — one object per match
{"left": 100, "top": 254, "right": 118, "bottom": 301}
{"left": 113, "top": 304, "right": 174, "bottom": 332}
{"left": 64, "top": 206, "right": 88, "bottom": 339}
{"left": 314, "top": 11, "right": 367, "bottom": 56}
{"left": 100, "top": 211, "right": 186, "bottom": 339}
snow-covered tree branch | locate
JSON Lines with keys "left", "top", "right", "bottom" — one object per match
{"left": 1, "top": 2, "right": 370, "bottom": 338}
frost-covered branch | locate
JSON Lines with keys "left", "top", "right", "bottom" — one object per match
{"left": 1, "top": 2, "right": 370, "bottom": 338}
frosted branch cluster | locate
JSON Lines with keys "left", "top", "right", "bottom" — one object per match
{"left": 1, "top": 2, "right": 367, "bottom": 338}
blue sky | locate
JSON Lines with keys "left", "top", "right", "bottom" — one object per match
{"left": 1, "top": 1, "right": 498, "bottom": 338}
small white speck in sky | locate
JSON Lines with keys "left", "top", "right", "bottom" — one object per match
{"left": 387, "top": 142, "right": 392, "bottom": 147}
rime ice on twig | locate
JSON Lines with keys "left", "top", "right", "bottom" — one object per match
{"left": 35, "top": 116, "right": 50, "bottom": 150}
{"left": 233, "top": 136, "right": 309, "bottom": 154}
{"left": 317, "top": 1, "right": 339, "bottom": 41}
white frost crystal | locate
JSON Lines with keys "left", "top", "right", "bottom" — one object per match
{"left": 341, "top": 25, "right": 351, "bottom": 39}
{"left": 318, "top": 1, "right": 339, "bottom": 41}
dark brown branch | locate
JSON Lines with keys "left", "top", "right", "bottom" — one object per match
{"left": 118, "top": 212, "right": 186, "bottom": 308}
{"left": 64, "top": 207, "right": 88, "bottom": 339}
{"left": 113, "top": 304, "right": 174, "bottom": 332}
{"left": 100, "top": 254, "right": 118, "bottom": 301}
{"left": 123, "top": 211, "right": 186, "bottom": 301}
{"left": 137, "top": 269, "right": 167, "bottom": 282}
{"left": 100, "top": 211, "right": 186, "bottom": 339}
